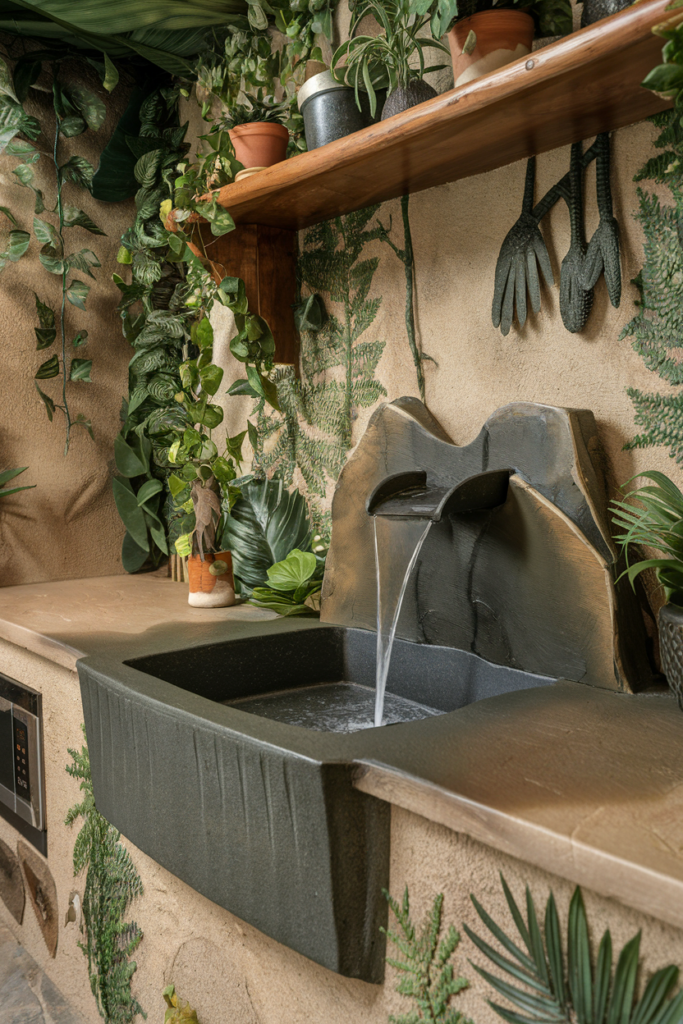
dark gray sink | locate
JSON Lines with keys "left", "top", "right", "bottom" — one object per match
{"left": 78, "top": 622, "right": 553, "bottom": 983}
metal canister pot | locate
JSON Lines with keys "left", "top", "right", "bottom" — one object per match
{"left": 298, "top": 70, "right": 385, "bottom": 150}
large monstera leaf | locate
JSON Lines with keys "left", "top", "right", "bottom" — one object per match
{"left": 221, "top": 475, "right": 312, "bottom": 590}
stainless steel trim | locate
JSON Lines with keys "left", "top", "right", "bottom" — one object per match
{"left": 12, "top": 706, "right": 43, "bottom": 830}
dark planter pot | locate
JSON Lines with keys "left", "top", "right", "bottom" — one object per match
{"left": 381, "top": 80, "right": 438, "bottom": 120}
{"left": 658, "top": 603, "right": 683, "bottom": 709}
{"left": 298, "top": 71, "right": 385, "bottom": 150}
{"left": 580, "top": 0, "right": 632, "bottom": 26}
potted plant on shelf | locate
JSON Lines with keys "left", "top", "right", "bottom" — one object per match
{"left": 221, "top": 92, "right": 291, "bottom": 178}
{"left": 611, "top": 470, "right": 683, "bottom": 709}
{"left": 331, "top": 0, "right": 450, "bottom": 120}
{"left": 418, "top": 0, "right": 572, "bottom": 88}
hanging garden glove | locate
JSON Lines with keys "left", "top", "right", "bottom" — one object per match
{"left": 560, "top": 142, "right": 594, "bottom": 333}
{"left": 581, "top": 132, "right": 621, "bottom": 307}
{"left": 492, "top": 158, "right": 554, "bottom": 336}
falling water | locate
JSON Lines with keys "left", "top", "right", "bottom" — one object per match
{"left": 373, "top": 516, "right": 432, "bottom": 727}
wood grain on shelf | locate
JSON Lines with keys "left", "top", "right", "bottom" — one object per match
{"left": 208, "top": 0, "right": 671, "bottom": 229}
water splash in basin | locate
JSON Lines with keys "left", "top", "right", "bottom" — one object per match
{"left": 373, "top": 516, "right": 432, "bottom": 727}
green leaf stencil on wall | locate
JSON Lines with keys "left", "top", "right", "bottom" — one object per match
{"left": 252, "top": 206, "right": 388, "bottom": 527}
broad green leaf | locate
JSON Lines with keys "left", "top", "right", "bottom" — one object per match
{"left": 0, "top": 205, "right": 17, "bottom": 226}
{"left": 67, "top": 278, "right": 90, "bottom": 309}
{"left": 121, "top": 530, "right": 148, "bottom": 573}
{"left": 72, "top": 330, "right": 88, "bottom": 347}
{"left": 168, "top": 473, "right": 186, "bottom": 498}
{"left": 136, "top": 478, "right": 163, "bottom": 505}
{"left": 34, "top": 382, "right": 55, "bottom": 420}
{"left": 66, "top": 248, "right": 101, "bottom": 277}
{"left": 67, "top": 83, "right": 106, "bottom": 131}
{"left": 8, "top": 229, "right": 29, "bottom": 261}
{"left": 221, "top": 475, "right": 312, "bottom": 588}
{"left": 0, "top": 96, "right": 39, "bottom": 154}
{"left": 199, "top": 363, "right": 223, "bottom": 396}
{"left": 225, "top": 430, "right": 246, "bottom": 465}
{"left": 33, "top": 216, "right": 58, "bottom": 247}
{"left": 246, "top": 364, "right": 280, "bottom": 411}
{"left": 266, "top": 549, "right": 317, "bottom": 592}
{"left": 13, "top": 162, "right": 34, "bottom": 186}
{"left": 193, "top": 316, "right": 213, "bottom": 350}
{"left": 175, "top": 533, "right": 192, "bottom": 558}
{"left": 63, "top": 206, "right": 106, "bottom": 235}
{"left": 196, "top": 402, "right": 223, "bottom": 429}
{"left": 69, "top": 358, "right": 92, "bottom": 382}
{"left": 114, "top": 432, "right": 148, "bottom": 477}
{"left": 35, "top": 354, "right": 59, "bottom": 378}
{"left": 112, "top": 476, "right": 148, "bottom": 551}
{"left": 212, "top": 456, "right": 236, "bottom": 485}
{"left": 5, "top": 139, "right": 35, "bottom": 156}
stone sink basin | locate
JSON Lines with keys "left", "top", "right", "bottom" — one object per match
{"left": 78, "top": 620, "right": 552, "bottom": 983}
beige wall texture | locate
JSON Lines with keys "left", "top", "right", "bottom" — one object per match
{"left": 2, "top": 637, "right": 683, "bottom": 1024}
{"left": 0, "top": 62, "right": 133, "bottom": 589}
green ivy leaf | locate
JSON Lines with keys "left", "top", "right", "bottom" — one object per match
{"left": 168, "top": 473, "right": 187, "bottom": 498}
{"left": 34, "top": 381, "right": 55, "bottom": 421}
{"left": 102, "top": 53, "right": 119, "bottom": 93}
{"left": 0, "top": 206, "right": 17, "bottom": 226}
{"left": 59, "top": 155, "right": 94, "bottom": 189}
{"left": 35, "top": 328, "right": 56, "bottom": 349}
{"left": 35, "top": 354, "right": 60, "bottom": 379}
{"left": 67, "top": 84, "right": 106, "bottom": 131}
{"left": 0, "top": 56, "right": 18, "bottom": 103}
{"left": 70, "top": 358, "right": 92, "bottom": 382}
{"left": 39, "top": 249, "right": 64, "bottom": 274}
{"left": 193, "top": 317, "right": 214, "bottom": 350}
{"left": 72, "top": 330, "right": 88, "bottom": 348}
{"left": 60, "top": 115, "right": 87, "bottom": 138}
{"left": 226, "top": 430, "right": 246, "bottom": 465}
{"left": 199, "top": 364, "right": 223, "bottom": 396}
{"left": 34, "top": 293, "right": 54, "bottom": 330}
{"left": 7, "top": 229, "right": 29, "bottom": 261}
{"left": 73, "top": 413, "right": 94, "bottom": 439}
{"left": 33, "top": 216, "right": 58, "bottom": 248}
{"left": 212, "top": 456, "right": 236, "bottom": 484}
{"left": 246, "top": 364, "right": 280, "bottom": 411}
{"left": 63, "top": 206, "right": 106, "bottom": 235}
{"left": 66, "top": 248, "right": 101, "bottom": 278}
{"left": 197, "top": 403, "right": 223, "bottom": 429}
{"left": 66, "top": 278, "right": 90, "bottom": 309}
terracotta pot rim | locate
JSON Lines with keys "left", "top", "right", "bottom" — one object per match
{"left": 450, "top": 8, "right": 534, "bottom": 27}
{"left": 229, "top": 122, "right": 290, "bottom": 138}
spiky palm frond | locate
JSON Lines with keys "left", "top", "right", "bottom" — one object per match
{"left": 465, "top": 875, "right": 683, "bottom": 1024}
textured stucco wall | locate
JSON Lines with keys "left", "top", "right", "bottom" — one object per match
{"left": 1, "top": 639, "right": 683, "bottom": 1024}
{"left": 0, "top": 63, "right": 133, "bottom": 588}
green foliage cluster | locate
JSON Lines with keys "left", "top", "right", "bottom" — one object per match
{"left": 465, "top": 875, "right": 683, "bottom": 1024}
{"left": 622, "top": 110, "right": 683, "bottom": 463}
{"left": 611, "top": 470, "right": 683, "bottom": 607}
{"left": 0, "top": 465, "right": 34, "bottom": 497}
{"left": 221, "top": 473, "right": 314, "bottom": 589}
{"left": 66, "top": 730, "right": 145, "bottom": 1024}
{"left": 642, "top": 5, "right": 683, "bottom": 109}
{"left": 253, "top": 208, "right": 387, "bottom": 504}
{"left": 384, "top": 887, "right": 470, "bottom": 1024}
{"left": 331, "top": 0, "right": 449, "bottom": 114}
{"left": 249, "top": 546, "right": 324, "bottom": 613}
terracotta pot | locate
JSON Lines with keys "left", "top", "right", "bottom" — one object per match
{"left": 187, "top": 551, "right": 235, "bottom": 608}
{"left": 448, "top": 10, "right": 535, "bottom": 88}
{"left": 228, "top": 122, "right": 289, "bottom": 171}
{"left": 658, "top": 603, "right": 683, "bottom": 710}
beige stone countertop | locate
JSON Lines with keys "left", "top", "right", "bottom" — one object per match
{"left": 1, "top": 575, "right": 683, "bottom": 933}
{"left": 0, "top": 573, "right": 282, "bottom": 670}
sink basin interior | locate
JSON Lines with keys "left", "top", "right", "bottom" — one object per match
{"left": 224, "top": 681, "right": 440, "bottom": 732}
{"left": 126, "top": 625, "right": 555, "bottom": 733}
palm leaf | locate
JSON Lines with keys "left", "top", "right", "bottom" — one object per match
{"left": 469, "top": 879, "right": 683, "bottom": 1024}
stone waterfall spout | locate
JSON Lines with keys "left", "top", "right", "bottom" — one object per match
{"left": 367, "top": 469, "right": 512, "bottom": 520}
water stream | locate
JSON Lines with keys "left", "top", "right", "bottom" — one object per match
{"left": 373, "top": 516, "right": 432, "bottom": 727}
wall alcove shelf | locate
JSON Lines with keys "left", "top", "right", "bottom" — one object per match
{"left": 204, "top": 0, "right": 672, "bottom": 230}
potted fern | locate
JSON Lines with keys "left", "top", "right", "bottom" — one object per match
{"left": 331, "top": 0, "right": 450, "bottom": 120}
{"left": 611, "top": 470, "right": 683, "bottom": 709}
{"left": 221, "top": 92, "right": 291, "bottom": 177}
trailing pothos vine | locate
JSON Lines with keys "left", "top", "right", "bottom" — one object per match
{"left": 0, "top": 53, "right": 112, "bottom": 453}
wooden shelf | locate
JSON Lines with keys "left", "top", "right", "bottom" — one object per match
{"left": 210, "top": 0, "right": 672, "bottom": 229}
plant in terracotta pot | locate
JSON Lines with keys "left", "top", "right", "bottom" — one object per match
{"left": 220, "top": 92, "right": 291, "bottom": 176}
{"left": 419, "top": 0, "right": 572, "bottom": 88}
{"left": 611, "top": 470, "right": 683, "bottom": 709}
{"left": 331, "top": 0, "right": 450, "bottom": 119}
{"left": 167, "top": 315, "right": 246, "bottom": 608}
